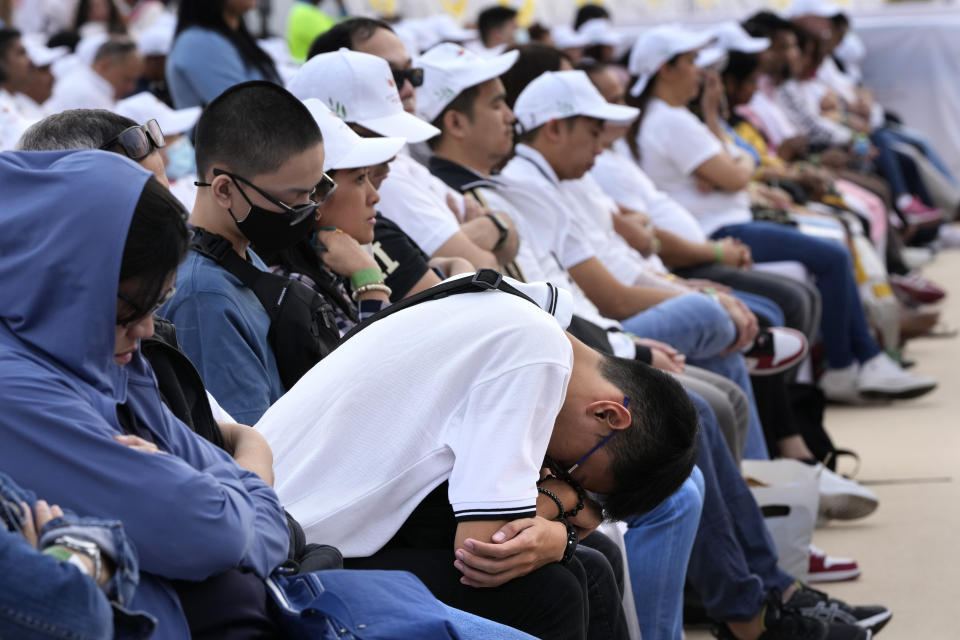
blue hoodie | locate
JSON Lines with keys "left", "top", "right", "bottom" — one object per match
{"left": 0, "top": 151, "right": 290, "bottom": 639}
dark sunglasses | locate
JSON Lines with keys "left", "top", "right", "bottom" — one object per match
{"left": 200, "top": 169, "right": 338, "bottom": 225}
{"left": 392, "top": 67, "right": 424, "bottom": 88}
{"left": 117, "top": 286, "right": 176, "bottom": 328}
{"left": 101, "top": 119, "right": 165, "bottom": 161}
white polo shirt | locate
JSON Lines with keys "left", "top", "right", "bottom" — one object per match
{"left": 376, "top": 151, "right": 465, "bottom": 256}
{"left": 256, "top": 279, "right": 575, "bottom": 557}
{"left": 639, "top": 98, "right": 752, "bottom": 237}
{"left": 592, "top": 144, "right": 709, "bottom": 244}
{"left": 46, "top": 64, "right": 115, "bottom": 114}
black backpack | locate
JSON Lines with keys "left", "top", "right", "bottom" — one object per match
{"left": 191, "top": 228, "right": 341, "bottom": 390}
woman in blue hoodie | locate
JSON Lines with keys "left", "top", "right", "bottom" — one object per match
{"left": 0, "top": 150, "right": 291, "bottom": 638}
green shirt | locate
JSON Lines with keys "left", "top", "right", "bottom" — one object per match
{"left": 286, "top": 2, "right": 337, "bottom": 62}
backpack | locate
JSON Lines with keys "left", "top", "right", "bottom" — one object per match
{"left": 191, "top": 228, "right": 340, "bottom": 390}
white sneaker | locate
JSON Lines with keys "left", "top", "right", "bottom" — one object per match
{"left": 817, "top": 465, "right": 879, "bottom": 521}
{"left": 819, "top": 363, "right": 861, "bottom": 404}
{"left": 857, "top": 352, "right": 937, "bottom": 400}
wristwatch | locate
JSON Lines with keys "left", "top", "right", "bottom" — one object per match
{"left": 558, "top": 519, "right": 579, "bottom": 565}
{"left": 484, "top": 212, "right": 510, "bottom": 252}
{"left": 52, "top": 535, "right": 103, "bottom": 583}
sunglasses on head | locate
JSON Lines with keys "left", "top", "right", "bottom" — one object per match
{"left": 392, "top": 67, "right": 424, "bottom": 88}
{"left": 101, "top": 119, "right": 165, "bottom": 161}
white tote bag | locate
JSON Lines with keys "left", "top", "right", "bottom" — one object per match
{"left": 741, "top": 459, "right": 821, "bottom": 582}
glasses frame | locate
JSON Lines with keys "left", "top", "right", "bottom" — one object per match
{"left": 392, "top": 67, "right": 424, "bottom": 88}
{"left": 117, "top": 286, "right": 176, "bottom": 328}
{"left": 100, "top": 119, "right": 166, "bottom": 161}
{"left": 209, "top": 168, "right": 338, "bottom": 227}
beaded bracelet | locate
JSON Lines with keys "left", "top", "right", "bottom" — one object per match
{"left": 559, "top": 519, "right": 579, "bottom": 565}
{"left": 351, "top": 283, "right": 392, "bottom": 302}
{"left": 537, "top": 486, "right": 565, "bottom": 520}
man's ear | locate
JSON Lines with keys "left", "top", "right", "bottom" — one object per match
{"left": 210, "top": 172, "right": 235, "bottom": 210}
{"left": 587, "top": 399, "right": 632, "bottom": 432}
{"left": 542, "top": 118, "right": 564, "bottom": 144}
{"left": 442, "top": 109, "right": 469, "bottom": 141}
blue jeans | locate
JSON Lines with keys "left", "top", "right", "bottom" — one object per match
{"left": 732, "top": 290, "right": 784, "bottom": 327}
{"left": 686, "top": 399, "right": 794, "bottom": 622}
{"left": 883, "top": 126, "right": 960, "bottom": 186}
{"left": 623, "top": 464, "right": 704, "bottom": 640}
{"left": 621, "top": 293, "right": 769, "bottom": 459}
{"left": 713, "top": 221, "right": 882, "bottom": 369}
{"left": 871, "top": 128, "right": 934, "bottom": 201}
{"left": 0, "top": 472, "right": 155, "bottom": 640}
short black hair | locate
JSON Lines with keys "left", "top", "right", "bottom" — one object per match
{"left": 75, "top": 0, "right": 126, "bottom": 34}
{"left": 0, "top": 28, "right": 21, "bottom": 84}
{"left": 307, "top": 17, "right": 394, "bottom": 60}
{"left": 574, "top": 5, "right": 610, "bottom": 30}
{"left": 121, "top": 177, "right": 191, "bottom": 308}
{"left": 477, "top": 6, "right": 518, "bottom": 46}
{"left": 47, "top": 30, "right": 81, "bottom": 52}
{"left": 427, "top": 84, "right": 481, "bottom": 150}
{"left": 501, "top": 43, "right": 571, "bottom": 109}
{"left": 597, "top": 355, "right": 699, "bottom": 520}
{"left": 721, "top": 50, "right": 761, "bottom": 87}
{"left": 515, "top": 115, "right": 577, "bottom": 146}
{"left": 742, "top": 11, "right": 796, "bottom": 39}
{"left": 194, "top": 81, "right": 323, "bottom": 179}
{"left": 16, "top": 109, "right": 137, "bottom": 151}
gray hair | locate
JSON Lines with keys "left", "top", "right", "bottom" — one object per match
{"left": 94, "top": 38, "right": 138, "bottom": 64}
{"left": 16, "top": 109, "right": 137, "bottom": 151}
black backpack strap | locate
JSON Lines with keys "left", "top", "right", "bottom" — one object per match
{"left": 337, "top": 269, "right": 539, "bottom": 346}
{"left": 191, "top": 227, "right": 271, "bottom": 294}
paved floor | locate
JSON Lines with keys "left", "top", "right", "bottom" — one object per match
{"left": 686, "top": 249, "right": 959, "bottom": 640}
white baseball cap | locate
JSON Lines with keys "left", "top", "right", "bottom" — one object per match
{"left": 115, "top": 92, "right": 201, "bottom": 135}
{"left": 23, "top": 41, "right": 69, "bottom": 68}
{"left": 286, "top": 48, "right": 440, "bottom": 143}
{"left": 785, "top": 0, "right": 843, "bottom": 18}
{"left": 577, "top": 18, "right": 626, "bottom": 48}
{"left": 696, "top": 22, "right": 771, "bottom": 67}
{"left": 416, "top": 42, "right": 519, "bottom": 123}
{"left": 513, "top": 70, "right": 639, "bottom": 133}
{"left": 551, "top": 25, "right": 591, "bottom": 50}
{"left": 136, "top": 19, "right": 175, "bottom": 56}
{"left": 627, "top": 25, "right": 715, "bottom": 97}
{"left": 301, "top": 99, "right": 406, "bottom": 172}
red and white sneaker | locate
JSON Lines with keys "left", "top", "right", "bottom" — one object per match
{"left": 898, "top": 195, "right": 944, "bottom": 226}
{"left": 743, "top": 328, "right": 809, "bottom": 376}
{"left": 808, "top": 545, "right": 861, "bottom": 583}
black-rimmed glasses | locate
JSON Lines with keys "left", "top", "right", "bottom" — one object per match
{"left": 117, "top": 286, "right": 176, "bottom": 328}
{"left": 101, "top": 119, "right": 165, "bottom": 161}
{"left": 392, "top": 67, "right": 424, "bottom": 88}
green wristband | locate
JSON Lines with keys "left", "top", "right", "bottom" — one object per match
{"left": 43, "top": 545, "right": 73, "bottom": 562}
{"left": 712, "top": 241, "right": 724, "bottom": 263}
{"left": 350, "top": 267, "right": 384, "bottom": 290}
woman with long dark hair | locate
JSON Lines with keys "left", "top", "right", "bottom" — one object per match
{"left": 166, "top": 0, "right": 280, "bottom": 109}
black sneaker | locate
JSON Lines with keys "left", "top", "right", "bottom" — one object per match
{"left": 713, "top": 591, "right": 828, "bottom": 639}
{"left": 787, "top": 584, "right": 892, "bottom": 635}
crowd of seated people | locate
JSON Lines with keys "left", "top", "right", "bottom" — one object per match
{"left": 1, "top": 0, "right": 955, "bottom": 638}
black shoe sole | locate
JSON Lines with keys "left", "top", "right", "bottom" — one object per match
{"left": 859, "top": 383, "right": 937, "bottom": 400}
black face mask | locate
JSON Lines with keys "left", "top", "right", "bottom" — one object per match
{"left": 228, "top": 203, "right": 316, "bottom": 253}
{"left": 196, "top": 169, "right": 322, "bottom": 253}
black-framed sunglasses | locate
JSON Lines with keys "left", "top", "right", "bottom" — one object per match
{"left": 100, "top": 119, "right": 165, "bottom": 161}
{"left": 201, "top": 168, "right": 338, "bottom": 224}
{"left": 117, "top": 286, "right": 176, "bottom": 328}
{"left": 392, "top": 67, "right": 424, "bottom": 88}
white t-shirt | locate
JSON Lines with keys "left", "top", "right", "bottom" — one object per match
{"left": 256, "top": 279, "right": 574, "bottom": 557}
{"left": 376, "top": 151, "right": 465, "bottom": 256}
{"left": 638, "top": 98, "right": 752, "bottom": 237}
{"left": 46, "top": 64, "right": 115, "bottom": 113}
{"left": 593, "top": 144, "right": 709, "bottom": 244}
{"left": 747, "top": 76, "right": 801, "bottom": 148}
{"left": 0, "top": 89, "right": 33, "bottom": 151}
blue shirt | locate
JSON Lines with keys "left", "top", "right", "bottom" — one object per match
{"left": 160, "top": 248, "right": 286, "bottom": 425}
{"left": 166, "top": 27, "right": 268, "bottom": 108}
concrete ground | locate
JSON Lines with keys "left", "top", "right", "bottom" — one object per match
{"left": 686, "top": 249, "right": 959, "bottom": 640}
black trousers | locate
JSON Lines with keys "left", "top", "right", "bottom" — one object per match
{"left": 344, "top": 482, "right": 627, "bottom": 640}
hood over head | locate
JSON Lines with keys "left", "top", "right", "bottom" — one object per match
{"left": 0, "top": 150, "right": 152, "bottom": 397}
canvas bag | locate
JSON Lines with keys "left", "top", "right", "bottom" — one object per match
{"left": 741, "top": 459, "right": 821, "bottom": 581}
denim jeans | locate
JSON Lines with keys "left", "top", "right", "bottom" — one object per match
{"left": 622, "top": 458, "right": 705, "bottom": 640}
{"left": 620, "top": 293, "right": 769, "bottom": 459}
{"left": 685, "top": 400, "right": 795, "bottom": 622}
{"left": 871, "top": 127, "right": 936, "bottom": 200}
{"left": 0, "top": 472, "right": 155, "bottom": 640}
{"left": 883, "top": 126, "right": 960, "bottom": 186}
{"left": 713, "top": 222, "right": 882, "bottom": 369}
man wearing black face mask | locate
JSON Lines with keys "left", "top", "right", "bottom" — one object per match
{"left": 158, "top": 81, "right": 332, "bottom": 425}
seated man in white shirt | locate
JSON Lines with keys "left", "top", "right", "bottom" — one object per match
{"left": 47, "top": 38, "right": 142, "bottom": 112}
{"left": 303, "top": 18, "right": 520, "bottom": 271}
{"left": 256, "top": 277, "right": 699, "bottom": 640}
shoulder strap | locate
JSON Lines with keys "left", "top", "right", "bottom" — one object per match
{"left": 190, "top": 227, "right": 269, "bottom": 291}
{"left": 337, "top": 269, "right": 537, "bottom": 346}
